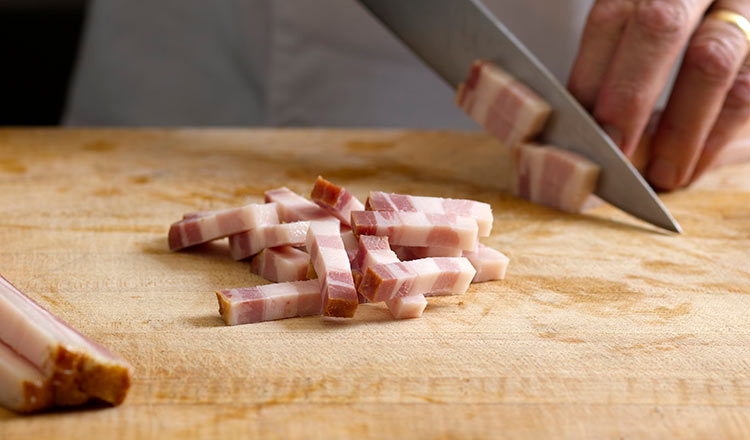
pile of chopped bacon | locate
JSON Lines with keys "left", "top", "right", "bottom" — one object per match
{"left": 168, "top": 176, "right": 510, "bottom": 325}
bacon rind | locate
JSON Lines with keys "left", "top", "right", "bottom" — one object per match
{"left": 310, "top": 176, "right": 365, "bottom": 227}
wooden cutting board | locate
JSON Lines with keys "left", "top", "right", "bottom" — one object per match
{"left": 0, "top": 129, "right": 748, "bottom": 439}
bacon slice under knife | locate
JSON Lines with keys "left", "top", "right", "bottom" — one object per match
{"left": 250, "top": 246, "right": 310, "bottom": 283}
{"left": 306, "top": 221, "right": 358, "bottom": 318}
{"left": 351, "top": 211, "right": 479, "bottom": 251}
{"left": 216, "top": 280, "right": 322, "bottom": 325}
{"left": 457, "top": 60, "right": 551, "bottom": 149}
{"left": 228, "top": 221, "right": 310, "bottom": 260}
{"left": 310, "top": 176, "right": 364, "bottom": 227}
{"left": 366, "top": 191, "right": 493, "bottom": 237}
{"left": 463, "top": 244, "right": 510, "bottom": 283}
{"left": 0, "top": 275, "right": 132, "bottom": 413}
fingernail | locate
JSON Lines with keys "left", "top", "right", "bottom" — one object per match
{"left": 602, "top": 124, "right": 622, "bottom": 148}
{"left": 648, "top": 157, "right": 678, "bottom": 189}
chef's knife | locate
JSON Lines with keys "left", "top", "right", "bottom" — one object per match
{"left": 357, "top": 0, "right": 681, "bottom": 233}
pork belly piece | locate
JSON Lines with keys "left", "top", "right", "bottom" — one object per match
{"left": 456, "top": 59, "right": 551, "bottom": 148}
{"left": 310, "top": 176, "right": 364, "bottom": 227}
{"left": 393, "top": 245, "right": 464, "bottom": 261}
{"left": 385, "top": 295, "right": 428, "bottom": 320}
{"left": 366, "top": 191, "right": 493, "bottom": 237}
{"left": 265, "top": 187, "right": 338, "bottom": 223}
{"left": 351, "top": 211, "right": 478, "bottom": 251}
{"left": 250, "top": 246, "right": 310, "bottom": 283}
{"left": 358, "top": 257, "right": 476, "bottom": 303}
{"left": 216, "top": 280, "right": 322, "bottom": 325}
{"left": 512, "top": 143, "right": 601, "bottom": 213}
{"left": 463, "top": 244, "right": 510, "bottom": 282}
{"left": 0, "top": 275, "right": 132, "bottom": 413}
{"left": 306, "top": 221, "right": 358, "bottom": 318}
{"left": 168, "top": 203, "right": 280, "bottom": 250}
{"left": 228, "top": 221, "right": 310, "bottom": 260}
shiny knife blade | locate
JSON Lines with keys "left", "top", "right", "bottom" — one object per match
{"left": 358, "top": 0, "right": 681, "bottom": 233}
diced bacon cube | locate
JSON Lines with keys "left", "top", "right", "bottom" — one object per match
{"left": 310, "top": 176, "right": 364, "bottom": 226}
{"left": 463, "top": 244, "right": 510, "bottom": 282}
{"left": 216, "top": 280, "right": 322, "bottom": 325}
{"left": 384, "top": 295, "right": 428, "bottom": 320}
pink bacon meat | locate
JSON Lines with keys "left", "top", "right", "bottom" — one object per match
{"left": 513, "top": 143, "right": 601, "bottom": 213}
{"left": 216, "top": 280, "right": 322, "bottom": 325}
{"left": 228, "top": 221, "right": 310, "bottom": 260}
{"left": 354, "top": 235, "right": 428, "bottom": 319}
{"left": 310, "top": 176, "right": 364, "bottom": 227}
{"left": 265, "top": 187, "right": 337, "bottom": 223}
{"left": 463, "top": 244, "right": 510, "bottom": 282}
{"left": 456, "top": 59, "right": 551, "bottom": 149}
{"left": 0, "top": 275, "right": 132, "bottom": 413}
{"left": 351, "top": 211, "right": 478, "bottom": 251}
{"left": 250, "top": 246, "right": 310, "bottom": 283}
{"left": 366, "top": 191, "right": 493, "bottom": 237}
{"left": 306, "top": 221, "right": 358, "bottom": 318}
{"left": 168, "top": 203, "right": 280, "bottom": 251}
{"left": 358, "top": 257, "right": 476, "bottom": 303}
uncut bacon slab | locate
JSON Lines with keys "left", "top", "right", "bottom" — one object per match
{"left": 216, "top": 280, "right": 322, "bottom": 325}
{"left": 168, "top": 203, "right": 280, "bottom": 250}
{"left": 311, "top": 176, "right": 364, "bottom": 227}
{"left": 351, "top": 211, "right": 478, "bottom": 251}
{"left": 265, "top": 187, "right": 338, "bottom": 223}
{"left": 513, "top": 143, "right": 601, "bottom": 213}
{"left": 457, "top": 60, "right": 551, "bottom": 149}
{"left": 306, "top": 221, "right": 358, "bottom": 318}
{"left": 393, "top": 245, "right": 463, "bottom": 261}
{"left": 228, "top": 221, "right": 310, "bottom": 260}
{"left": 463, "top": 244, "right": 510, "bottom": 283}
{"left": 250, "top": 247, "right": 310, "bottom": 283}
{"left": 0, "top": 275, "right": 132, "bottom": 413}
{"left": 366, "top": 191, "right": 493, "bottom": 237}
{"left": 358, "top": 257, "right": 476, "bottom": 303}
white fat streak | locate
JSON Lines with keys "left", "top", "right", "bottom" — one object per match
{"left": 468, "top": 64, "right": 511, "bottom": 126}
{"left": 249, "top": 221, "right": 310, "bottom": 256}
{"left": 453, "top": 258, "right": 478, "bottom": 294}
{"left": 243, "top": 202, "right": 280, "bottom": 228}
{"left": 410, "top": 196, "right": 445, "bottom": 214}
{"left": 340, "top": 229, "right": 358, "bottom": 253}
{"left": 260, "top": 283, "right": 301, "bottom": 321}
{"left": 405, "top": 259, "right": 444, "bottom": 295}
{"left": 320, "top": 247, "right": 350, "bottom": 272}
{"left": 385, "top": 294, "right": 427, "bottom": 319}
{"left": 464, "top": 245, "right": 510, "bottom": 282}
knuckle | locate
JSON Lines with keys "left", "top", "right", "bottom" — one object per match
{"left": 685, "top": 35, "right": 741, "bottom": 83}
{"left": 588, "top": 0, "right": 635, "bottom": 29}
{"left": 597, "top": 82, "right": 651, "bottom": 117}
{"left": 635, "top": 0, "right": 690, "bottom": 39}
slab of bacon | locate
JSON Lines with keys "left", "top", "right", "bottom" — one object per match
{"left": 463, "top": 244, "right": 510, "bottom": 283}
{"left": 250, "top": 246, "right": 310, "bottom": 282}
{"left": 456, "top": 59, "right": 551, "bottom": 149}
{"left": 216, "top": 280, "right": 322, "bottom": 325}
{"left": 265, "top": 187, "right": 338, "bottom": 223}
{"left": 228, "top": 221, "right": 310, "bottom": 260}
{"left": 351, "top": 211, "right": 479, "bottom": 251}
{"left": 513, "top": 143, "right": 601, "bottom": 213}
{"left": 311, "top": 176, "right": 364, "bottom": 227}
{"left": 366, "top": 191, "right": 493, "bottom": 237}
{"left": 306, "top": 221, "right": 359, "bottom": 318}
{"left": 0, "top": 275, "right": 132, "bottom": 413}
{"left": 168, "top": 203, "right": 279, "bottom": 250}
{"left": 358, "top": 257, "right": 476, "bottom": 303}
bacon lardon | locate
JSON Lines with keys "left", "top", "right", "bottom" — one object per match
{"left": 0, "top": 275, "right": 132, "bottom": 413}
{"left": 310, "top": 176, "right": 364, "bottom": 227}
{"left": 366, "top": 191, "right": 493, "bottom": 237}
{"left": 385, "top": 295, "right": 428, "bottom": 320}
{"left": 358, "top": 257, "right": 476, "bottom": 303}
{"left": 512, "top": 143, "right": 601, "bottom": 213}
{"left": 250, "top": 246, "right": 310, "bottom": 283}
{"left": 463, "top": 244, "right": 510, "bottom": 283}
{"left": 306, "top": 221, "right": 358, "bottom": 318}
{"left": 228, "top": 221, "right": 310, "bottom": 260}
{"left": 168, "top": 203, "right": 280, "bottom": 250}
{"left": 216, "top": 280, "right": 322, "bottom": 325}
{"left": 264, "top": 187, "right": 337, "bottom": 223}
{"left": 393, "top": 245, "right": 464, "bottom": 261}
{"left": 457, "top": 60, "right": 551, "bottom": 149}
{"left": 351, "top": 211, "right": 478, "bottom": 251}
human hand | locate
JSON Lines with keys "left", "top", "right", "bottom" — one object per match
{"left": 568, "top": 0, "right": 750, "bottom": 190}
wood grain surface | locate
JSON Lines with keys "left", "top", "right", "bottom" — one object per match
{"left": 0, "top": 129, "right": 748, "bottom": 439}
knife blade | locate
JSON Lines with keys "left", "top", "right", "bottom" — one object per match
{"left": 358, "top": 0, "right": 681, "bottom": 233}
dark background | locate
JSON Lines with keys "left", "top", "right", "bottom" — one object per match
{"left": 0, "top": 0, "right": 88, "bottom": 125}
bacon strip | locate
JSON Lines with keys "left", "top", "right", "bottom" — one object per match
{"left": 351, "top": 211, "right": 479, "bottom": 251}
{"left": 358, "top": 257, "right": 476, "bottom": 303}
{"left": 456, "top": 60, "right": 551, "bottom": 148}
{"left": 216, "top": 280, "right": 322, "bottom": 325}
{"left": 168, "top": 203, "right": 280, "bottom": 251}
{"left": 250, "top": 246, "right": 310, "bottom": 283}
{"left": 265, "top": 187, "right": 338, "bottom": 223}
{"left": 513, "top": 143, "right": 601, "bottom": 213}
{"left": 0, "top": 275, "right": 132, "bottom": 413}
{"left": 463, "top": 244, "right": 510, "bottom": 282}
{"left": 228, "top": 221, "right": 310, "bottom": 260}
{"left": 366, "top": 191, "right": 493, "bottom": 237}
{"left": 306, "top": 221, "right": 358, "bottom": 318}
{"left": 310, "top": 176, "right": 364, "bottom": 227}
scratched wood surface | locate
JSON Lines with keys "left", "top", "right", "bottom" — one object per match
{"left": 0, "top": 129, "right": 748, "bottom": 439}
